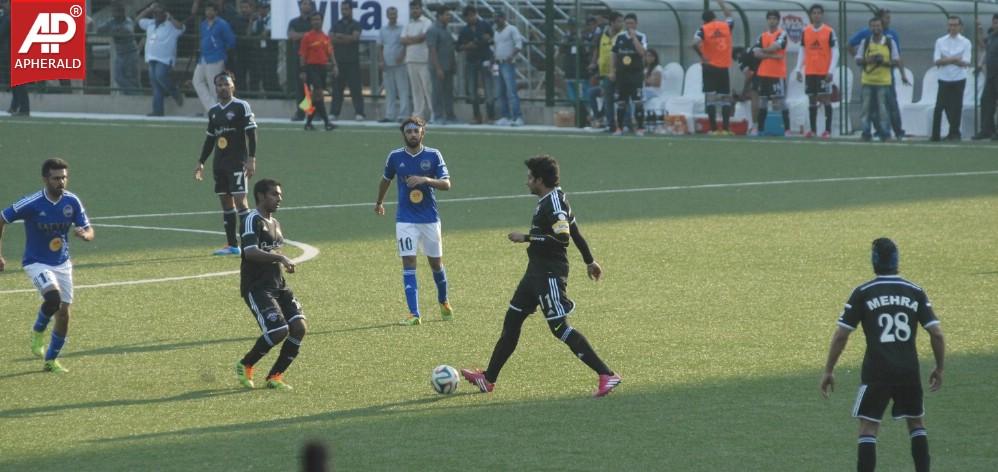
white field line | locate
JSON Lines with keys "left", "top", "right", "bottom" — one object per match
{"left": 0, "top": 224, "right": 319, "bottom": 294}
{"left": 4, "top": 112, "right": 998, "bottom": 149}
{"left": 87, "top": 169, "right": 998, "bottom": 221}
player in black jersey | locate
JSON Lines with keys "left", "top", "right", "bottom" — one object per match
{"left": 609, "top": 13, "right": 647, "bottom": 136}
{"left": 234, "top": 179, "right": 307, "bottom": 390}
{"left": 462, "top": 155, "right": 621, "bottom": 398}
{"left": 194, "top": 72, "right": 258, "bottom": 256}
{"left": 821, "top": 238, "right": 945, "bottom": 472}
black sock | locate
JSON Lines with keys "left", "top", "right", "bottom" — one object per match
{"left": 782, "top": 110, "right": 790, "bottom": 131}
{"left": 911, "top": 428, "right": 929, "bottom": 472}
{"left": 563, "top": 329, "right": 612, "bottom": 375}
{"left": 615, "top": 105, "right": 626, "bottom": 131}
{"left": 484, "top": 309, "right": 527, "bottom": 383}
{"left": 238, "top": 209, "right": 249, "bottom": 239}
{"left": 634, "top": 103, "right": 645, "bottom": 129}
{"left": 268, "top": 336, "right": 302, "bottom": 378}
{"left": 721, "top": 106, "right": 731, "bottom": 130}
{"left": 241, "top": 336, "right": 275, "bottom": 367}
{"left": 223, "top": 210, "right": 237, "bottom": 247}
{"left": 809, "top": 105, "right": 818, "bottom": 132}
{"left": 858, "top": 435, "right": 877, "bottom": 472}
{"left": 315, "top": 99, "right": 330, "bottom": 124}
{"left": 824, "top": 104, "right": 833, "bottom": 132}
{"left": 706, "top": 106, "right": 717, "bottom": 130}
{"left": 757, "top": 108, "right": 768, "bottom": 130}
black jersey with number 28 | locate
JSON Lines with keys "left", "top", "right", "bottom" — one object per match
{"left": 837, "top": 275, "right": 939, "bottom": 385}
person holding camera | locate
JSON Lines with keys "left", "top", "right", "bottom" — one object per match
{"left": 855, "top": 16, "right": 906, "bottom": 142}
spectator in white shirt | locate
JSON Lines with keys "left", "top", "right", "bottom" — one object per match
{"left": 137, "top": 2, "right": 186, "bottom": 116}
{"left": 930, "top": 16, "right": 973, "bottom": 141}
{"left": 401, "top": 1, "right": 433, "bottom": 120}
{"left": 493, "top": 11, "right": 524, "bottom": 126}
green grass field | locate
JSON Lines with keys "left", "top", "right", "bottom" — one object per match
{"left": 1, "top": 119, "right": 997, "bottom": 471}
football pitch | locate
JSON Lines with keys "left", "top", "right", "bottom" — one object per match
{"left": 1, "top": 119, "right": 997, "bottom": 471}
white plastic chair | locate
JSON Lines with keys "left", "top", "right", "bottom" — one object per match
{"left": 665, "top": 63, "right": 705, "bottom": 128}
{"left": 661, "top": 62, "right": 685, "bottom": 98}
{"left": 899, "top": 67, "right": 939, "bottom": 136}
{"left": 894, "top": 67, "right": 914, "bottom": 105}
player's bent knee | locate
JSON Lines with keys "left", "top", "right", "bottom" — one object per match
{"left": 266, "top": 325, "right": 289, "bottom": 344}
{"left": 288, "top": 319, "right": 307, "bottom": 339}
{"left": 546, "top": 317, "right": 572, "bottom": 340}
{"left": 41, "top": 290, "right": 61, "bottom": 315}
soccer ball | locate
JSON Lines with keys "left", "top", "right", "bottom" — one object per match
{"left": 430, "top": 365, "right": 459, "bottom": 394}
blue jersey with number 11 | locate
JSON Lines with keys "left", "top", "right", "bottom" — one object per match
{"left": 2, "top": 190, "right": 90, "bottom": 266}
{"left": 383, "top": 146, "right": 449, "bottom": 224}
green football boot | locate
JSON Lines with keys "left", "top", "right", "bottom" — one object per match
{"left": 235, "top": 362, "right": 254, "bottom": 389}
{"left": 440, "top": 302, "right": 454, "bottom": 321}
{"left": 31, "top": 330, "right": 46, "bottom": 358}
{"left": 43, "top": 360, "right": 69, "bottom": 373}
{"left": 266, "top": 374, "right": 293, "bottom": 390}
{"left": 399, "top": 314, "right": 421, "bottom": 326}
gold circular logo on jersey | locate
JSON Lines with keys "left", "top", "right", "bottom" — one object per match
{"left": 622, "top": 56, "right": 632, "bottom": 66}
{"left": 409, "top": 189, "right": 424, "bottom": 204}
{"left": 217, "top": 137, "right": 228, "bottom": 149}
{"left": 49, "top": 237, "right": 63, "bottom": 252}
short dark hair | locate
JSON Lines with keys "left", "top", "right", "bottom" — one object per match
{"left": 869, "top": 17, "right": 882, "bottom": 26}
{"left": 948, "top": 15, "right": 962, "bottom": 25}
{"left": 409, "top": 0, "right": 421, "bottom": 8}
{"left": 437, "top": 6, "right": 451, "bottom": 16}
{"left": 462, "top": 5, "right": 476, "bottom": 17}
{"left": 525, "top": 155, "right": 560, "bottom": 188}
{"left": 875, "top": 8, "right": 890, "bottom": 19}
{"left": 608, "top": 11, "right": 622, "bottom": 23}
{"left": 702, "top": 10, "right": 716, "bottom": 23}
{"left": 254, "top": 179, "right": 281, "bottom": 203}
{"left": 42, "top": 158, "right": 69, "bottom": 177}
{"left": 624, "top": 13, "right": 637, "bottom": 22}
{"left": 871, "top": 238, "right": 899, "bottom": 275}
{"left": 205, "top": 3, "right": 216, "bottom": 11}
{"left": 809, "top": 4, "right": 824, "bottom": 14}
{"left": 399, "top": 116, "right": 426, "bottom": 133}
{"left": 214, "top": 71, "right": 234, "bottom": 85}
{"left": 766, "top": 10, "right": 780, "bottom": 20}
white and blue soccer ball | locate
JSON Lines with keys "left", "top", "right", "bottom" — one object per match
{"left": 431, "top": 365, "right": 459, "bottom": 394}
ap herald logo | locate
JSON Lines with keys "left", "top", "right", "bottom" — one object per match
{"left": 10, "top": 0, "right": 87, "bottom": 86}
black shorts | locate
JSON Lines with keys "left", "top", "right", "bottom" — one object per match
{"left": 805, "top": 75, "right": 833, "bottom": 96}
{"left": 214, "top": 166, "right": 248, "bottom": 195}
{"left": 702, "top": 64, "right": 731, "bottom": 95}
{"left": 852, "top": 383, "right": 924, "bottom": 422}
{"left": 614, "top": 75, "right": 643, "bottom": 103}
{"left": 303, "top": 64, "right": 327, "bottom": 90}
{"left": 757, "top": 77, "right": 786, "bottom": 98}
{"left": 243, "top": 287, "right": 305, "bottom": 342}
{"left": 508, "top": 273, "right": 576, "bottom": 320}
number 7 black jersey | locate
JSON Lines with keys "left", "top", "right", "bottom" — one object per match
{"left": 526, "top": 188, "right": 575, "bottom": 277}
{"left": 838, "top": 275, "right": 939, "bottom": 385}
{"left": 207, "top": 98, "right": 257, "bottom": 171}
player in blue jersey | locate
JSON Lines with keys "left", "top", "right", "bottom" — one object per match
{"left": 374, "top": 116, "right": 453, "bottom": 326}
{"left": 0, "top": 159, "right": 94, "bottom": 373}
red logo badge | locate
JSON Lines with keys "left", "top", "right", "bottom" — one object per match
{"left": 10, "top": 0, "right": 87, "bottom": 87}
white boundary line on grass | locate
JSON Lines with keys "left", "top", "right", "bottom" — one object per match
{"left": 4, "top": 112, "right": 998, "bottom": 149}
{"left": 87, "top": 169, "right": 998, "bottom": 221}
{"left": 0, "top": 224, "right": 320, "bottom": 295}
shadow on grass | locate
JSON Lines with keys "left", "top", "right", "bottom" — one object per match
{"left": 0, "top": 389, "right": 248, "bottom": 419}
{"left": 60, "top": 330, "right": 337, "bottom": 359}
{"left": 4, "top": 352, "right": 995, "bottom": 471}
